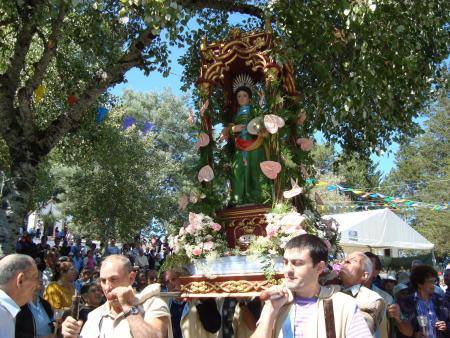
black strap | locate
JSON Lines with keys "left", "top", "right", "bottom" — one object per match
{"left": 324, "top": 298, "right": 336, "bottom": 338}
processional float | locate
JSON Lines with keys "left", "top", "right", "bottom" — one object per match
{"left": 167, "top": 23, "right": 339, "bottom": 298}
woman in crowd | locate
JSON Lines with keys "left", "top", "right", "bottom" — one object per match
{"left": 83, "top": 249, "right": 96, "bottom": 271}
{"left": 43, "top": 261, "right": 77, "bottom": 310}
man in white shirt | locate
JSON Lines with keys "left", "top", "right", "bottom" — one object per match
{"left": 0, "top": 254, "right": 39, "bottom": 338}
{"left": 135, "top": 248, "right": 149, "bottom": 270}
{"left": 62, "top": 254, "right": 171, "bottom": 338}
{"left": 363, "top": 252, "right": 394, "bottom": 338}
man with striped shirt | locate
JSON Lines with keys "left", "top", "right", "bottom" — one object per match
{"left": 252, "top": 234, "right": 372, "bottom": 338}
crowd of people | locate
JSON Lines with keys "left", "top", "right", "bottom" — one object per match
{"left": 1, "top": 232, "right": 449, "bottom": 338}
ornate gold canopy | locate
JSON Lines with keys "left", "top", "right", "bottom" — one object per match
{"left": 197, "top": 25, "right": 298, "bottom": 116}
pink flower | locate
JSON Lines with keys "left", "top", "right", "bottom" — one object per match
{"left": 203, "top": 241, "right": 214, "bottom": 251}
{"left": 332, "top": 263, "right": 342, "bottom": 273}
{"left": 189, "top": 212, "right": 201, "bottom": 225}
{"left": 260, "top": 161, "right": 282, "bottom": 180}
{"left": 192, "top": 247, "right": 202, "bottom": 256}
{"left": 196, "top": 133, "right": 210, "bottom": 148}
{"left": 211, "top": 223, "right": 221, "bottom": 231}
{"left": 185, "top": 224, "right": 197, "bottom": 234}
{"left": 266, "top": 224, "right": 279, "bottom": 238}
{"left": 179, "top": 227, "right": 186, "bottom": 236}
{"left": 264, "top": 114, "right": 285, "bottom": 134}
{"left": 188, "top": 212, "right": 202, "bottom": 231}
{"left": 198, "top": 165, "right": 214, "bottom": 182}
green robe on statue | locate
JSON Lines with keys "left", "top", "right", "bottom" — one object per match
{"left": 230, "top": 104, "right": 266, "bottom": 205}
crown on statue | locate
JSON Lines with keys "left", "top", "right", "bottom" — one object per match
{"left": 232, "top": 74, "right": 255, "bottom": 94}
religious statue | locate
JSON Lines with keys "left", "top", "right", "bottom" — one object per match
{"left": 226, "top": 74, "right": 267, "bottom": 205}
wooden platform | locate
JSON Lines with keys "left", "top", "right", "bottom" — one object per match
{"left": 179, "top": 273, "right": 283, "bottom": 296}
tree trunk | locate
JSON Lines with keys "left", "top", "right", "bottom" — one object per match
{"left": 0, "top": 158, "right": 39, "bottom": 254}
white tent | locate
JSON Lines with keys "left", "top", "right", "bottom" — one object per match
{"left": 324, "top": 208, "right": 434, "bottom": 255}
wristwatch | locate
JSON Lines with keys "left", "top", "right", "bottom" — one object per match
{"left": 123, "top": 306, "right": 139, "bottom": 318}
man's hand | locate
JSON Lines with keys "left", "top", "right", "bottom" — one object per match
{"left": 259, "top": 286, "right": 291, "bottom": 315}
{"left": 387, "top": 304, "right": 401, "bottom": 321}
{"left": 61, "top": 316, "right": 83, "bottom": 338}
{"left": 436, "top": 320, "right": 447, "bottom": 331}
{"left": 108, "top": 285, "right": 136, "bottom": 312}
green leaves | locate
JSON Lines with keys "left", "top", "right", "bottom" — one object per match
{"left": 33, "top": 90, "right": 195, "bottom": 241}
{"left": 381, "top": 93, "right": 450, "bottom": 258}
{"left": 268, "top": 0, "right": 449, "bottom": 156}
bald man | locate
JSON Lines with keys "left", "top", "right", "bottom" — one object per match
{"left": 339, "top": 252, "right": 386, "bottom": 334}
{"left": 62, "top": 254, "right": 171, "bottom": 338}
{"left": 0, "top": 254, "right": 39, "bottom": 338}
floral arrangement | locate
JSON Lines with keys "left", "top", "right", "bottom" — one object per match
{"left": 166, "top": 205, "right": 340, "bottom": 279}
{"left": 246, "top": 204, "right": 340, "bottom": 277}
{"left": 168, "top": 212, "right": 228, "bottom": 260}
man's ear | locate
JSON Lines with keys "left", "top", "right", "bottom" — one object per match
{"left": 316, "top": 261, "right": 326, "bottom": 275}
{"left": 16, "top": 272, "right": 25, "bottom": 288}
{"left": 129, "top": 271, "right": 136, "bottom": 285}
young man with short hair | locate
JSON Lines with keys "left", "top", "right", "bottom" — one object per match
{"left": 252, "top": 234, "right": 372, "bottom": 338}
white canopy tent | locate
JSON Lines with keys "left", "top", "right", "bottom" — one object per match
{"left": 324, "top": 208, "right": 434, "bottom": 256}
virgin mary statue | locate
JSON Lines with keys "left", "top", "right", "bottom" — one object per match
{"left": 227, "top": 74, "right": 267, "bottom": 205}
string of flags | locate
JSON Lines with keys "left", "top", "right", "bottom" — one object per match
{"left": 96, "top": 107, "right": 109, "bottom": 124}
{"left": 95, "top": 109, "right": 156, "bottom": 136}
{"left": 121, "top": 115, "right": 155, "bottom": 134}
{"left": 306, "top": 179, "right": 448, "bottom": 211}
{"left": 30, "top": 85, "right": 180, "bottom": 137}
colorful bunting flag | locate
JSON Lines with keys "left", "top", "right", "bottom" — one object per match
{"left": 34, "top": 85, "right": 46, "bottom": 103}
{"left": 123, "top": 116, "right": 136, "bottom": 130}
{"left": 308, "top": 179, "right": 447, "bottom": 211}
{"left": 142, "top": 121, "right": 155, "bottom": 134}
{"left": 96, "top": 107, "right": 109, "bottom": 124}
{"left": 67, "top": 95, "right": 78, "bottom": 106}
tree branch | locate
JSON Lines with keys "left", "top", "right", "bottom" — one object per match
{"left": 179, "top": 0, "right": 265, "bottom": 19}
{"left": 0, "top": 0, "right": 44, "bottom": 137}
{"left": 1, "top": 0, "right": 45, "bottom": 92}
{"left": 31, "top": 0, "right": 265, "bottom": 157}
{"left": 28, "top": 1, "right": 67, "bottom": 90}
{"left": 17, "top": 1, "right": 67, "bottom": 126}
{"left": 37, "top": 27, "right": 158, "bottom": 156}
{"left": 0, "top": 18, "right": 17, "bottom": 27}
